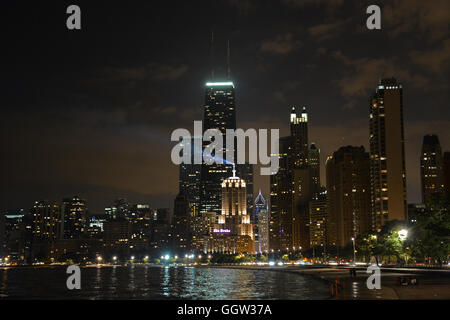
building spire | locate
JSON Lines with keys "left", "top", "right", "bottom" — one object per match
{"left": 232, "top": 163, "right": 236, "bottom": 178}
{"left": 210, "top": 30, "right": 215, "bottom": 80}
{"left": 226, "top": 40, "right": 231, "bottom": 79}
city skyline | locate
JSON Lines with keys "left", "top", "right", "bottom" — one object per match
{"left": 2, "top": 1, "right": 450, "bottom": 214}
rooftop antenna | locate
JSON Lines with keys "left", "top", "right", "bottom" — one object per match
{"left": 226, "top": 40, "right": 231, "bottom": 79}
{"left": 210, "top": 30, "right": 215, "bottom": 80}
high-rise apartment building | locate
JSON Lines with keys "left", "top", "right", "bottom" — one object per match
{"left": 369, "top": 78, "right": 407, "bottom": 229}
{"left": 30, "top": 200, "right": 61, "bottom": 243}
{"left": 61, "top": 196, "right": 87, "bottom": 239}
{"left": 420, "top": 134, "right": 445, "bottom": 204}
{"left": 309, "top": 191, "right": 327, "bottom": 249}
{"left": 326, "top": 146, "right": 371, "bottom": 248}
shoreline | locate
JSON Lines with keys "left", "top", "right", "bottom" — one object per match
{"left": 197, "top": 265, "right": 450, "bottom": 300}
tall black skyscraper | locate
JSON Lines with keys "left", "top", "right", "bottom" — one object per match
{"left": 290, "top": 106, "right": 309, "bottom": 168}
{"left": 270, "top": 106, "right": 312, "bottom": 251}
{"left": 199, "top": 81, "right": 236, "bottom": 215}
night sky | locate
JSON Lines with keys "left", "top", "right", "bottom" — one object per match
{"left": 2, "top": 1, "right": 449, "bottom": 213}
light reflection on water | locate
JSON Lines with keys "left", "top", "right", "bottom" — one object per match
{"left": 0, "top": 266, "right": 330, "bottom": 300}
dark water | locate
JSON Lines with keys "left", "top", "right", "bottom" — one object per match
{"left": 0, "top": 265, "right": 330, "bottom": 299}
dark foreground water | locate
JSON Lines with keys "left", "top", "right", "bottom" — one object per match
{"left": 0, "top": 265, "right": 330, "bottom": 299}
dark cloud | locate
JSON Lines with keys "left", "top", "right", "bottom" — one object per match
{"left": 1, "top": 0, "right": 449, "bottom": 212}
{"left": 260, "top": 33, "right": 302, "bottom": 55}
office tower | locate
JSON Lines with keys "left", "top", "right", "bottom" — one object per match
{"left": 420, "top": 134, "right": 445, "bottom": 204}
{"left": 444, "top": 152, "right": 450, "bottom": 200}
{"left": 190, "top": 211, "right": 216, "bottom": 253}
{"left": 369, "top": 78, "right": 407, "bottom": 230}
{"left": 30, "top": 200, "right": 61, "bottom": 243}
{"left": 103, "top": 219, "right": 131, "bottom": 253}
{"left": 236, "top": 163, "right": 254, "bottom": 227}
{"left": 105, "top": 198, "right": 131, "bottom": 221}
{"left": 86, "top": 215, "right": 105, "bottom": 239}
{"left": 290, "top": 106, "right": 309, "bottom": 168}
{"left": 209, "top": 168, "right": 253, "bottom": 254}
{"left": 1, "top": 209, "right": 26, "bottom": 261}
{"left": 149, "top": 208, "right": 173, "bottom": 252}
{"left": 179, "top": 136, "right": 202, "bottom": 216}
{"left": 129, "top": 204, "right": 152, "bottom": 251}
{"left": 309, "top": 191, "right": 327, "bottom": 250}
{"left": 173, "top": 192, "right": 191, "bottom": 253}
{"left": 326, "top": 146, "right": 371, "bottom": 248}
{"left": 270, "top": 107, "right": 313, "bottom": 252}
{"left": 61, "top": 196, "right": 87, "bottom": 239}
{"left": 290, "top": 107, "right": 312, "bottom": 251}
{"left": 200, "top": 81, "right": 236, "bottom": 215}
{"left": 292, "top": 167, "right": 313, "bottom": 251}
{"left": 270, "top": 136, "right": 294, "bottom": 252}
{"left": 309, "top": 143, "right": 321, "bottom": 195}
{"left": 255, "top": 190, "right": 269, "bottom": 253}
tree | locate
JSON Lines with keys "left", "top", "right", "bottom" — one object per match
{"left": 407, "top": 202, "right": 450, "bottom": 265}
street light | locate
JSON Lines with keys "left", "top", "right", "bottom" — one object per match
{"left": 399, "top": 229, "right": 408, "bottom": 241}
{"left": 351, "top": 237, "right": 356, "bottom": 263}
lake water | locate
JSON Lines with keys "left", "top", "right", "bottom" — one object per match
{"left": 0, "top": 265, "right": 330, "bottom": 299}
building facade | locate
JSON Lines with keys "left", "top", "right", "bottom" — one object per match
{"left": 208, "top": 168, "right": 254, "bottom": 254}
{"left": 254, "top": 190, "right": 269, "bottom": 253}
{"left": 420, "top": 134, "right": 445, "bottom": 204}
{"left": 369, "top": 78, "right": 407, "bottom": 230}
{"left": 200, "top": 81, "right": 236, "bottom": 215}
{"left": 326, "top": 146, "right": 371, "bottom": 248}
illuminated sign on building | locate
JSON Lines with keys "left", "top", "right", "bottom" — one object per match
{"left": 213, "top": 228, "right": 231, "bottom": 233}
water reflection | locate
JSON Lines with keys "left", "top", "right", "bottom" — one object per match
{"left": 0, "top": 266, "right": 330, "bottom": 300}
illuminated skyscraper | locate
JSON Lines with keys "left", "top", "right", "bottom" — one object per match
{"left": 61, "top": 196, "right": 87, "bottom": 239}
{"left": 290, "top": 106, "right": 309, "bottom": 168}
{"left": 270, "top": 107, "right": 313, "bottom": 252}
{"left": 327, "top": 146, "right": 371, "bottom": 247}
{"left": 30, "top": 200, "right": 61, "bottom": 243}
{"left": 255, "top": 190, "right": 269, "bottom": 253}
{"left": 209, "top": 167, "right": 254, "bottom": 253}
{"left": 420, "top": 134, "right": 445, "bottom": 204}
{"left": 200, "top": 81, "right": 236, "bottom": 215}
{"left": 369, "top": 78, "right": 407, "bottom": 230}
{"left": 270, "top": 136, "right": 294, "bottom": 251}
{"left": 309, "top": 191, "right": 327, "bottom": 249}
